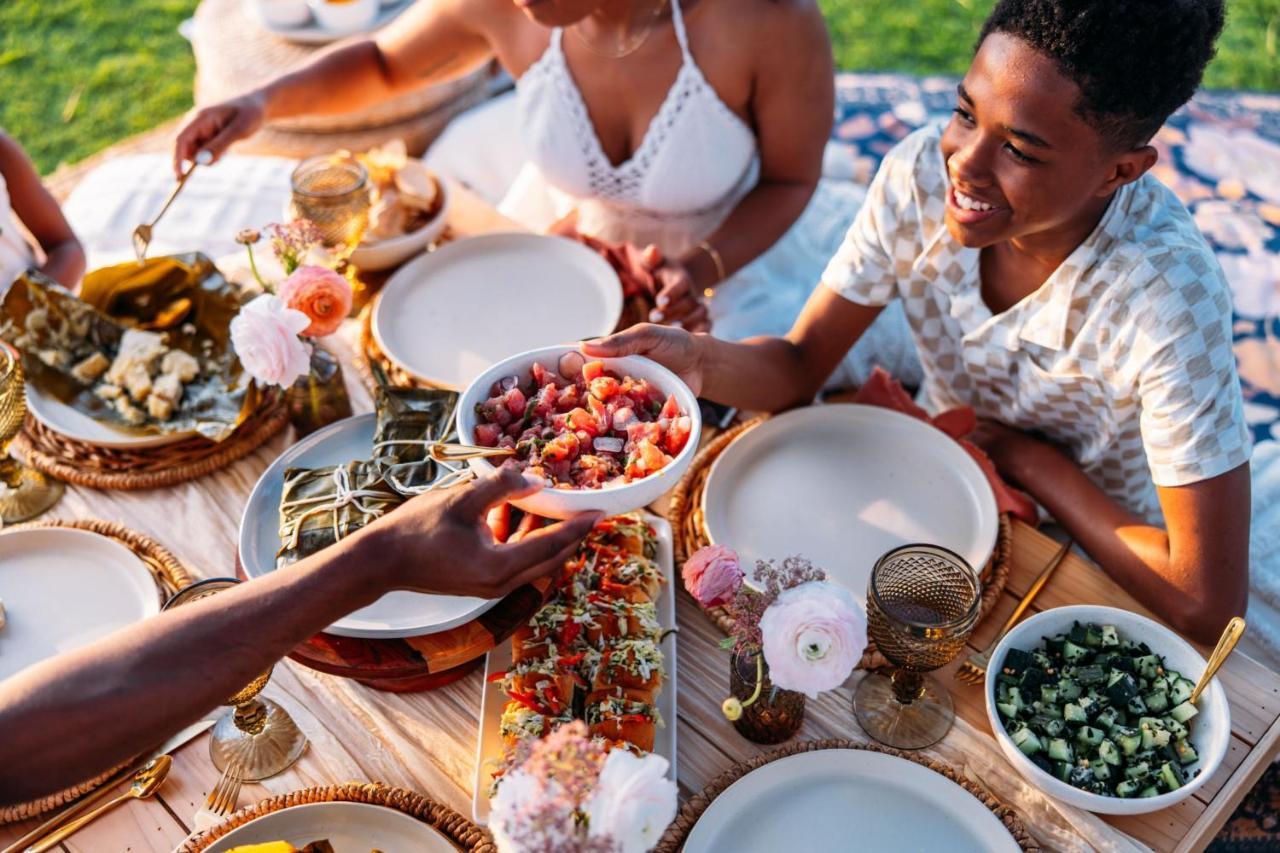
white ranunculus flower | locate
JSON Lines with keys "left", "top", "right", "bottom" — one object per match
{"left": 584, "top": 750, "right": 678, "bottom": 853}
{"left": 489, "top": 769, "right": 575, "bottom": 853}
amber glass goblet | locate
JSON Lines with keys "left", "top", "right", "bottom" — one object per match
{"left": 163, "top": 578, "right": 308, "bottom": 780}
{"left": 853, "top": 544, "right": 981, "bottom": 750}
{"left": 0, "top": 343, "right": 63, "bottom": 523}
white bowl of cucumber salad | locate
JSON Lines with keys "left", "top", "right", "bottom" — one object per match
{"left": 984, "top": 604, "right": 1230, "bottom": 815}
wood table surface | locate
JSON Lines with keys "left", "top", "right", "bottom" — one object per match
{"left": 1, "top": 187, "right": 1276, "bottom": 853}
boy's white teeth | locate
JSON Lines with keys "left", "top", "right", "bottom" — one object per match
{"left": 955, "top": 190, "right": 994, "bottom": 212}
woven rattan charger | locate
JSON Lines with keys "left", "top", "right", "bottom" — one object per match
{"left": 667, "top": 415, "right": 1013, "bottom": 671}
{"left": 0, "top": 518, "right": 191, "bottom": 825}
{"left": 654, "top": 738, "right": 1039, "bottom": 852}
{"left": 16, "top": 392, "right": 289, "bottom": 491}
{"left": 178, "top": 782, "right": 495, "bottom": 852}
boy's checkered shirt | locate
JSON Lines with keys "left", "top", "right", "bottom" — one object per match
{"left": 821, "top": 124, "right": 1251, "bottom": 525}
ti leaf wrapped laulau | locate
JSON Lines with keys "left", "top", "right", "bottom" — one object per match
{"left": 371, "top": 386, "right": 458, "bottom": 493}
{"left": 276, "top": 460, "right": 404, "bottom": 568}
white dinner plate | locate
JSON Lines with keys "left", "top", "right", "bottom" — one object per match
{"left": 245, "top": 0, "right": 413, "bottom": 45}
{"left": 238, "top": 412, "right": 498, "bottom": 638}
{"left": 26, "top": 384, "right": 194, "bottom": 449}
{"left": 0, "top": 527, "right": 160, "bottom": 681}
{"left": 683, "top": 749, "right": 1021, "bottom": 853}
{"left": 206, "top": 801, "right": 455, "bottom": 852}
{"left": 372, "top": 233, "right": 622, "bottom": 390}
{"left": 471, "top": 513, "right": 678, "bottom": 824}
{"left": 701, "top": 405, "right": 997, "bottom": 604}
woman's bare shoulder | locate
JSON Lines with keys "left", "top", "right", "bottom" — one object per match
{"left": 695, "top": 0, "right": 828, "bottom": 47}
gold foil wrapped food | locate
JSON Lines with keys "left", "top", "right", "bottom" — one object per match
{"left": 0, "top": 255, "right": 256, "bottom": 442}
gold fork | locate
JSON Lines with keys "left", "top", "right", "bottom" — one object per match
{"left": 955, "top": 538, "right": 1074, "bottom": 685}
{"left": 132, "top": 149, "right": 211, "bottom": 263}
{"left": 191, "top": 759, "right": 244, "bottom": 833}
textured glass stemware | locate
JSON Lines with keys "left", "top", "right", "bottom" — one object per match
{"left": 164, "top": 578, "right": 308, "bottom": 780}
{"left": 0, "top": 344, "right": 62, "bottom": 523}
{"left": 854, "top": 544, "right": 981, "bottom": 750}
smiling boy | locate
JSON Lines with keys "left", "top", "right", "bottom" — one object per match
{"left": 585, "top": 0, "right": 1250, "bottom": 643}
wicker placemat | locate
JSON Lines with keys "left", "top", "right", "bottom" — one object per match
{"left": 0, "top": 519, "right": 191, "bottom": 825}
{"left": 177, "top": 782, "right": 496, "bottom": 852}
{"left": 654, "top": 739, "right": 1039, "bottom": 852}
{"left": 667, "top": 414, "right": 1013, "bottom": 671}
{"left": 14, "top": 393, "right": 289, "bottom": 491}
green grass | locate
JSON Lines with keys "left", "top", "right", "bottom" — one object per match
{"left": 0, "top": 0, "right": 1276, "bottom": 176}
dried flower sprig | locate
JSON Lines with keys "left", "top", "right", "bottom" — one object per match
{"left": 725, "top": 556, "right": 826, "bottom": 655}
{"left": 269, "top": 219, "right": 324, "bottom": 275}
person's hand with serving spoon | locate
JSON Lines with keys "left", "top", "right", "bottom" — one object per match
{"left": 0, "top": 469, "right": 600, "bottom": 806}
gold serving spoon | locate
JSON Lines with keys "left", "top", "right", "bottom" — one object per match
{"left": 428, "top": 442, "right": 517, "bottom": 464}
{"left": 26, "top": 756, "right": 171, "bottom": 852}
{"left": 132, "top": 149, "right": 212, "bottom": 263}
{"left": 1190, "top": 616, "right": 1246, "bottom": 705}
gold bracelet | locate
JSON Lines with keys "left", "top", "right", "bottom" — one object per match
{"left": 698, "top": 240, "right": 726, "bottom": 297}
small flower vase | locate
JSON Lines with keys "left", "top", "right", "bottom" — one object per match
{"left": 287, "top": 345, "right": 352, "bottom": 438}
{"left": 729, "top": 649, "right": 806, "bottom": 744}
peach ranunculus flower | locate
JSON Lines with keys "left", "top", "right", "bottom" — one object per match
{"left": 681, "top": 544, "right": 744, "bottom": 607}
{"left": 278, "top": 265, "right": 353, "bottom": 337}
{"left": 230, "top": 294, "right": 313, "bottom": 388}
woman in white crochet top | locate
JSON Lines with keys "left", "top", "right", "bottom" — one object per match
{"left": 174, "top": 0, "right": 917, "bottom": 383}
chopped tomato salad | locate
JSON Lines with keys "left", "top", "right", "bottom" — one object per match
{"left": 472, "top": 356, "right": 692, "bottom": 489}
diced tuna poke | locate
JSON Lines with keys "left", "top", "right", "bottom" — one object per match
{"left": 471, "top": 353, "right": 692, "bottom": 489}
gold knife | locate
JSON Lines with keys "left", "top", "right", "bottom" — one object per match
{"left": 1, "top": 717, "right": 216, "bottom": 853}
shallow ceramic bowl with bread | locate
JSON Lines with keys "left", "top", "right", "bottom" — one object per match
{"left": 349, "top": 175, "right": 450, "bottom": 271}
{"left": 456, "top": 345, "right": 701, "bottom": 519}
{"left": 985, "top": 604, "right": 1230, "bottom": 815}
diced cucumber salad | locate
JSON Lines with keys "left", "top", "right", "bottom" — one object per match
{"left": 995, "top": 621, "right": 1201, "bottom": 799}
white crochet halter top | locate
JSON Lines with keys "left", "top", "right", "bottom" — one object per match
{"left": 515, "top": 0, "right": 759, "bottom": 255}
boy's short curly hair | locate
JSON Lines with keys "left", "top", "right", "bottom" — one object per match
{"left": 979, "top": 0, "right": 1224, "bottom": 149}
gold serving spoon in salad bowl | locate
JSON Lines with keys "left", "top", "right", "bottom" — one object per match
{"left": 1190, "top": 616, "right": 1246, "bottom": 705}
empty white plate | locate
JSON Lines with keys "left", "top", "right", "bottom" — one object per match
{"left": 701, "top": 405, "right": 997, "bottom": 604}
{"left": 26, "top": 384, "right": 193, "bottom": 448}
{"left": 683, "top": 749, "right": 1020, "bottom": 852}
{"left": 0, "top": 527, "right": 160, "bottom": 681}
{"left": 372, "top": 233, "right": 622, "bottom": 390}
{"left": 207, "top": 801, "right": 455, "bottom": 852}
{"left": 238, "top": 412, "right": 498, "bottom": 639}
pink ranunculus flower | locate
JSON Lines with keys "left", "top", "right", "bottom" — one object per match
{"left": 230, "top": 294, "right": 313, "bottom": 388}
{"left": 682, "top": 545, "right": 743, "bottom": 607}
{"left": 759, "top": 580, "right": 867, "bottom": 698}
{"left": 585, "top": 750, "right": 678, "bottom": 853}
{"left": 278, "top": 265, "right": 353, "bottom": 337}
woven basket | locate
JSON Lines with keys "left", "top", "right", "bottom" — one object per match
{"left": 14, "top": 394, "right": 289, "bottom": 491}
{"left": 0, "top": 519, "right": 191, "bottom": 825}
{"left": 667, "top": 415, "right": 1013, "bottom": 670}
{"left": 177, "top": 782, "right": 496, "bottom": 852}
{"left": 654, "top": 739, "right": 1039, "bottom": 851}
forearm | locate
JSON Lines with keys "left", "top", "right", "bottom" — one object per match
{"left": 0, "top": 532, "right": 384, "bottom": 804}
{"left": 696, "top": 334, "right": 819, "bottom": 411}
{"left": 38, "top": 236, "right": 85, "bottom": 289}
{"left": 253, "top": 41, "right": 402, "bottom": 120}
{"left": 681, "top": 179, "right": 816, "bottom": 290}
{"left": 1006, "top": 442, "right": 1245, "bottom": 644}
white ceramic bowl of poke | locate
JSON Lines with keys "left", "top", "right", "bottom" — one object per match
{"left": 985, "top": 604, "right": 1230, "bottom": 815}
{"left": 456, "top": 344, "right": 701, "bottom": 519}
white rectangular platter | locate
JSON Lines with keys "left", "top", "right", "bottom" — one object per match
{"left": 472, "top": 512, "right": 678, "bottom": 824}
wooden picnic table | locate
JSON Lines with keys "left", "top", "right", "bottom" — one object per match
{"left": 0, "top": 185, "right": 1276, "bottom": 853}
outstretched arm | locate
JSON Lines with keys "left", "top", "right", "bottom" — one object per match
{"left": 0, "top": 469, "right": 598, "bottom": 805}
{"left": 972, "top": 421, "right": 1249, "bottom": 645}
{"left": 173, "top": 0, "right": 497, "bottom": 174}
